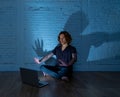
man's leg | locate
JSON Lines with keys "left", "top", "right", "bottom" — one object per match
{"left": 58, "top": 66, "right": 73, "bottom": 81}
{"left": 40, "top": 65, "right": 61, "bottom": 79}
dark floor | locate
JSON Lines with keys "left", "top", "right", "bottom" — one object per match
{"left": 0, "top": 71, "right": 120, "bottom": 97}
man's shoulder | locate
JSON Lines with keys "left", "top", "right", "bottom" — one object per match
{"left": 69, "top": 45, "right": 76, "bottom": 49}
{"left": 69, "top": 45, "right": 77, "bottom": 53}
{"left": 54, "top": 44, "right": 61, "bottom": 49}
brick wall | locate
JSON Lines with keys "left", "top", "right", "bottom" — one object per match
{"left": 0, "top": 0, "right": 120, "bottom": 71}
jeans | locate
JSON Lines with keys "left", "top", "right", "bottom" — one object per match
{"left": 40, "top": 65, "right": 73, "bottom": 79}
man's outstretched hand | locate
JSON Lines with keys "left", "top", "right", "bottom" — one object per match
{"left": 34, "top": 57, "right": 40, "bottom": 64}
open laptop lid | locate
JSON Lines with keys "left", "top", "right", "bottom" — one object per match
{"left": 20, "top": 67, "right": 48, "bottom": 87}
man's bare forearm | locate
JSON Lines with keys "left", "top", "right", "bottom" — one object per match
{"left": 40, "top": 53, "right": 54, "bottom": 62}
{"left": 68, "top": 53, "right": 77, "bottom": 66}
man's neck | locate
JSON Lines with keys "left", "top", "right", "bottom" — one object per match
{"left": 61, "top": 43, "right": 68, "bottom": 51}
{"left": 62, "top": 43, "right": 68, "bottom": 48}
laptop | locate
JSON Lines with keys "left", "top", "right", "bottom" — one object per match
{"left": 20, "top": 67, "right": 48, "bottom": 88}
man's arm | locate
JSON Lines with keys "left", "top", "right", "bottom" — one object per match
{"left": 68, "top": 53, "right": 77, "bottom": 66}
{"left": 59, "top": 53, "right": 77, "bottom": 66}
{"left": 34, "top": 52, "right": 54, "bottom": 64}
{"left": 39, "top": 52, "right": 54, "bottom": 62}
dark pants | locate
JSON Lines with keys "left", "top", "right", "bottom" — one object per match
{"left": 40, "top": 65, "right": 73, "bottom": 79}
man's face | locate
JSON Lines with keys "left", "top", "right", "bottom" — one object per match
{"left": 59, "top": 34, "right": 67, "bottom": 45}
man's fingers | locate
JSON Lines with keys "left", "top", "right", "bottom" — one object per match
{"left": 34, "top": 58, "right": 40, "bottom": 64}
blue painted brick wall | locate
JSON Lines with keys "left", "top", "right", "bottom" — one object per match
{"left": 0, "top": 0, "right": 120, "bottom": 71}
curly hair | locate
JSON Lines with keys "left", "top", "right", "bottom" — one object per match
{"left": 58, "top": 31, "right": 72, "bottom": 44}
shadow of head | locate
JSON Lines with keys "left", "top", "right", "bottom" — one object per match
{"left": 64, "top": 10, "right": 89, "bottom": 34}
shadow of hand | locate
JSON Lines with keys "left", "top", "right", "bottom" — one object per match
{"left": 32, "top": 39, "right": 57, "bottom": 66}
{"left": 32, "top": 39, "right": 47, "bottom": 57}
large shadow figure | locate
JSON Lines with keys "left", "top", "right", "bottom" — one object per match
{"left": 63, "top": 10, "right": 120, "bottom": 65}
{"left": 33, "top": 10, "right": 120, "bottom": 66}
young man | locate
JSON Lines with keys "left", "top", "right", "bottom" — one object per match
{"left": 34, "top": 31, "right": 77, "bottom": 81}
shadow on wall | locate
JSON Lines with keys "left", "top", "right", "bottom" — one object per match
{"left": 77, "top": 32, "right": 120, "bottom": 65}
{"left": 32, "top": 10, "right": 120, "bottom": 66}
{"left": 32, "top": 39, "right": 56, "bottom": 66}
{"left": 63, "top": 10, "right": 120, "bottom": 65}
